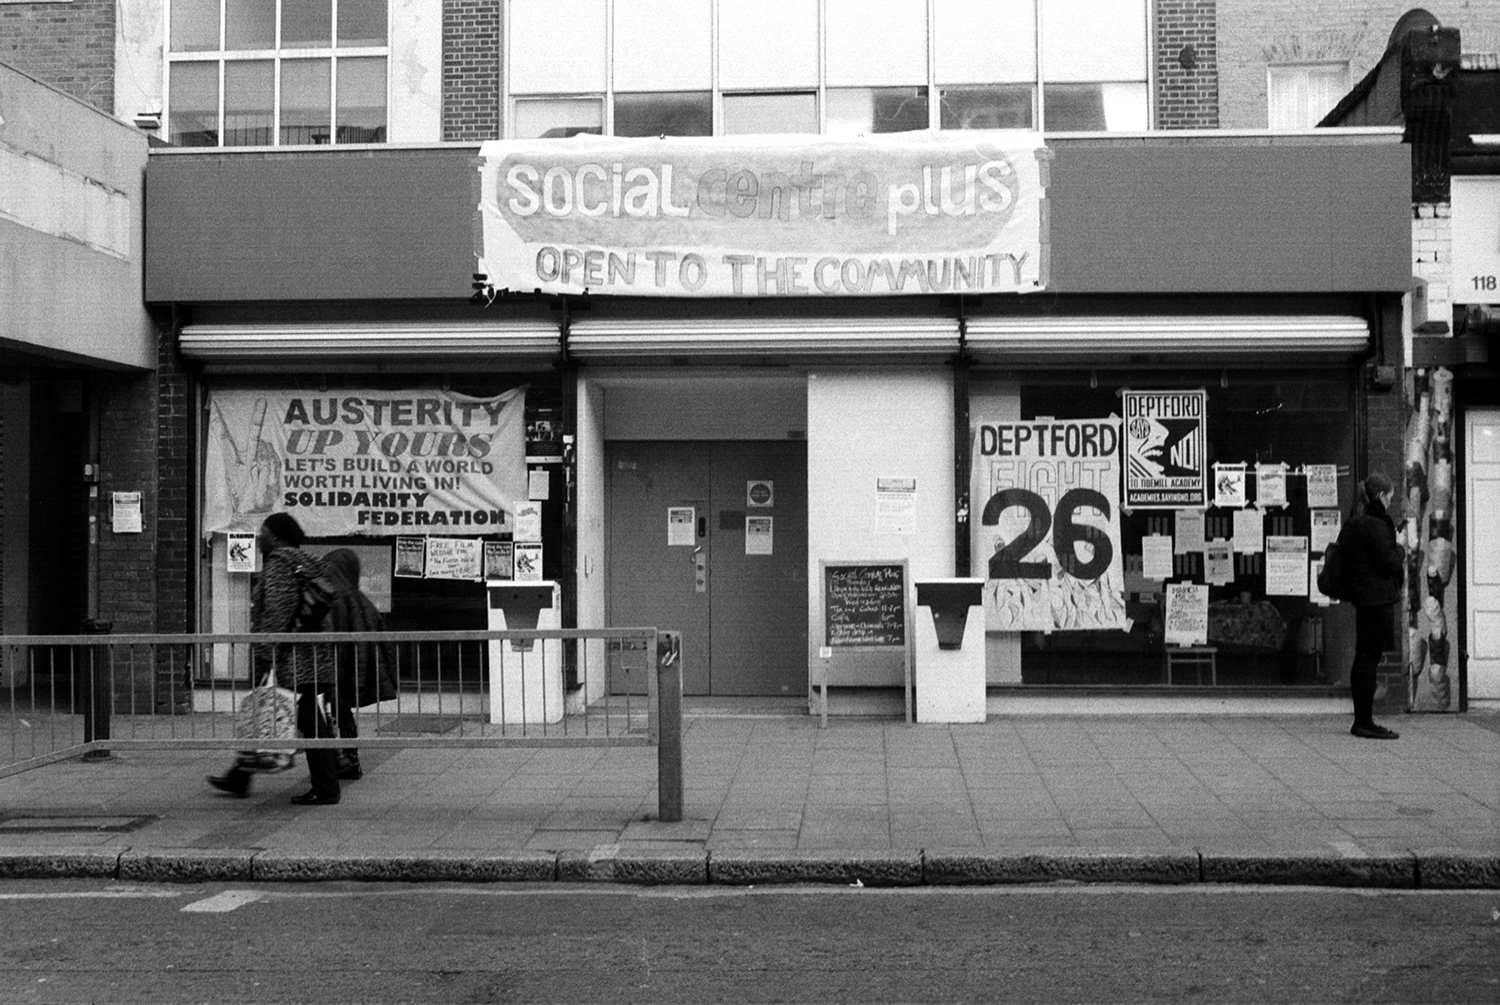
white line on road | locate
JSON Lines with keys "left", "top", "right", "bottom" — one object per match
{"left": 181, "top": 889, "right": 265, "bottom": 913}
{"left": 0, "top": 890, "right": 183, "bottom": 901}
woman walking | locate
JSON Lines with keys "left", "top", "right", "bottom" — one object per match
{"left": 1337, "top": 472, "right": 1404, "bottom": 740}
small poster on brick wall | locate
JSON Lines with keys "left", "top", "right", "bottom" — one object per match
{"left": 112, "top": 492, "right": 142, "bottom": 533}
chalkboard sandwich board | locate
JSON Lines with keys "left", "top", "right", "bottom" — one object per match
{"left": 824, "top": 562, "right": 907, "bottom": 648}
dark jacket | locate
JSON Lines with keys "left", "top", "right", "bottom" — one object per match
{"left": 1336, "top": 498, "right": 1403, "bottom": 607}
{"left": 324, "top": 549, "right": 399, "bottom": 708}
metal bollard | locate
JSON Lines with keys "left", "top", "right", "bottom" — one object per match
{"left": 656, "top": 630, "right": 683, "bottom": 823}
{"left": 80, "top": 619, "right": 113, "bottom": 761}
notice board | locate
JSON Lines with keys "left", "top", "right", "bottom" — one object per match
{"left": 815, "top": 560, "right": 911, "bottom": 717}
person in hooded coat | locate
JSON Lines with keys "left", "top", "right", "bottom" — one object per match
{"left": 323, "top": 548, "right": 399, "bottom": 779}
{"left": 1337, "top": 472, "right": 1405, "bottom": 740}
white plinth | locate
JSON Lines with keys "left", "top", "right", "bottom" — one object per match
{"left": 913, "top": 601, "right": 987, "bottom": 723}
{"left": 487, "top": 581, "right": 564, "bottom": 725}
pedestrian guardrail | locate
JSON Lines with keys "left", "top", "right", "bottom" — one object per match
{"left": 0, "top": 628, "right": 683, "bottom": 822}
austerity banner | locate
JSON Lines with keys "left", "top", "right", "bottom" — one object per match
{"left": 204, "top": 388, "right": 527, "bottom": 538}
{"left": 476, "top": 131, "right": 1049, "bottom": 298}
{"left": 971, "top": 417, "right": 1127, "bottom": 632}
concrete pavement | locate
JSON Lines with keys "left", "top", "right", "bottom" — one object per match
{"left": 1, "top": 707, "right": 1496, "bottom": 887}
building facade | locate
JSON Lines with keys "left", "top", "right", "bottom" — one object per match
{"left": 4, "top": 0, "right": 1472, "bottom": 716}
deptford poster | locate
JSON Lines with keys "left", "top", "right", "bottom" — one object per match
{"left": 1122, "top": 390, "right": 1207, "bottom": 508}
{"left": 204, "top": 388, "right": 527, "bottom": 537}
{"left": 476, "top": 131, "right": 1049, "bottom": 298}
{"left": 971, "top": 417, "right": 1127, "bottom": 632}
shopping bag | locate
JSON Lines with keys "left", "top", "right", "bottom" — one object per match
{"left": 234, "top": 668, "right": 298, "bottom": 773}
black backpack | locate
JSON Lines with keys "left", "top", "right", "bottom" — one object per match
{"left": 1317, "top": 542, "right": 1348, "bottom": 601}
{"left": 290, "top": 561, "right": 337, "bottom": 632}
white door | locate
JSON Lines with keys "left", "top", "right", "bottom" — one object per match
{"left": 1467, "top": 410, "right": 1500, "bottom": 698}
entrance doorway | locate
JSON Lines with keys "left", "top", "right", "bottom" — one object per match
{"left": 1466, "top": 409, "right": 1500, "bottom": 699}
{"left": 606, "top": 440, "right": 807, "bottom": 696}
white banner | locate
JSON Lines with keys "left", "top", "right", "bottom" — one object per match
{"left": 204, "top": 388, "right": 527, "bottom": 538}
{"left": 971, "top": 417, "right": 1127, "bottom": 632}
{"left": 477, "top": 131, "right": 1049, "bottom": 298}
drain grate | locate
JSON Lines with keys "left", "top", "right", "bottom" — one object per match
{"left": 0, "top": 815, "right": 155, "bottom": 833}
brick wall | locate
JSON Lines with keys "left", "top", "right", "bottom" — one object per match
{"left": 443, "top": 0, "right": 502, "bottom": 142}
{"left": 1413, "top": 203, "right": 1452, "bottom": 328}
{"left": 1156, "top": 0, "right": 1220, "bottom": 129}
{"left": 1215, "top": 0, "right": 1500, "bottom": 130}
{"left": 0, "top": 0, "right": 115, "bottom": 112}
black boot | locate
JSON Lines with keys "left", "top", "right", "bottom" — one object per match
{"left": 207, "top": 766, "right": 251, "bottom": 797}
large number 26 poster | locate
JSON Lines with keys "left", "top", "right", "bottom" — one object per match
{"left": 971, "top": 417, "right": 1128, "bottom": 632}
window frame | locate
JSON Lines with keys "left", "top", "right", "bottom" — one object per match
{"left": 163, "top": 0, "right": 391, "bottom": 148}
{"left": 503, "top": 0, "right": 1156, "bottom": 139}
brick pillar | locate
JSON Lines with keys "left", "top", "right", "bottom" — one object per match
{"left": 1154, "top": 0, "right": 1219, "bottom": 130}
{"left": 1364, "top": 296, "right": 1408, "bottom": 715}
{"left": 443, "top": 0, "right": 503, "bottom": 141}
{"left": 156, "top": 309, "right": 195, "bottom": 712}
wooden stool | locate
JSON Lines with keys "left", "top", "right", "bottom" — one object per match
{"left": 1164, "top": 645, "right": 1218, "bottom": 685}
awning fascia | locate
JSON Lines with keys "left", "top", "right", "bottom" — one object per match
{"left": 963, "top": 315, "right": 1370, "bottom": 361}
{"left": 566, "top": 317, "right": 960, "bottom": 358}
{"left": 178, "top": 321, "right": 561, "bottom": 361}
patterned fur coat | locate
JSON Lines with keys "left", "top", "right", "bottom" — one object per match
{"left": 251, "top": 546, "right": 335, "bottom": 688}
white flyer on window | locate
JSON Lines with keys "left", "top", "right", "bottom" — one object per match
{"left": 513, "top": 500, "right": 543, "bottom": 542}
{"left": 1310, "top": 509, "right": 1342, "bottom": 554}
{"left": 1174, "top": 509, "right": 1206, "bottom": 554}
{"left": 1205, "top": 539, "right": 1234, "bottom": 585}
{"left": 1305, "top": 465, "right": 1339, "bottom": 508}
{"left": 425, "top": 536, "right": 482, "bottom": 581}
{"left": 1264, "top": 535, "right": 1308, "bottom": 596}
{"left": 1164, "top": 582, "right": 1209, "bottom": 646}
{"left": 1255, "top": 463, "right": 1288, "bottom": 508}
{"left": 514, "top": 542, "right": 542, "bottom": 581}
{"left": 1142, "top": 534, "right": 1174, "bottom": 581}
{"left": 1309, "top": 556, "right": 1335, "bottom": 606}
{"left": 1213, "top": 463, "right": 1247, "bottom": 508}
{"left": 1232, "top": 507, "right": 1264, "bottom": 554}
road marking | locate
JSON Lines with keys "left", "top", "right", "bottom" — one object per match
{"left": 182, "top": 889, "right": 265, "bottom": 913}
{"left": 0, "top": 890, "right": 182, "bottom": 901}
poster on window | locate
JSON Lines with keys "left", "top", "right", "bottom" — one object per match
{"left": 203, "top": 388, "right": 528, "bottom": 539}
{"left": 1164, "top": 582, "right": 1209, "bottom": 646}
{"left": 477, "top": 132, "right": 1050, "bottom": 299}
{"left": 971, "top": 416, "right": 1127, "bottom": 632}
{"left": 1265, "top": 536, "right": 1309, "bottom": 596}
{"left": 1121, "top": 390, "right": 1207, "bottom": 508}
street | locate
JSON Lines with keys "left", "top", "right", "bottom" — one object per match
{"left": 1, "top": 881, "right": 1496, "bottom": 1003}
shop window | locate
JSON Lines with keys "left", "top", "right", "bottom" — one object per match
{"left": 165, "top": 0, "right": 388, "bottom": 147}
{"left": 1267, "top": 63, "right": 1349, "bottom": 130}
{"left": 722, "top": 93, "right": 818, "bottom": 135}
{"left": 613, "top": 92, "right": 712, "bottom": 138}
{"left": 513, "top": 97, "right": 604, "bottom": 140}
{"left": 939, "top": 85, "right": 1034, "bottom": 131}
{"left": 826, "top": 87, "right": 930, "bottom": 136}
{"left": 972, "top": 370, "right": 1357, "bottom": 689}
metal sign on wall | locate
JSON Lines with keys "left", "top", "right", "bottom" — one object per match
{"left": 476, "top": 132, "right": 1049, "bottom": 298}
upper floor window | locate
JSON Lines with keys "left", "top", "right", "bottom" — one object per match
{"left": 505, "top": 0, "right": 1151, "bottom": 138}
{"left": 166, "top": 0, "right": 388, "bottom": 147}
{"left": 1267, "top": 63, "right": 1349, "bottom": 130}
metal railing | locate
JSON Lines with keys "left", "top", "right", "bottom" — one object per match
{"left": 0, "top": 628, "right": 683, "bottom": 821}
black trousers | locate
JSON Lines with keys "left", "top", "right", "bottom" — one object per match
{"left": 1351, "top": 604, "right": 1395, "bottom": 727}
{"left": 336, "top": 704, "right": 360, "bottom": 769}
{"left": 296, "top": 686, "right": 341, "bottom": 797}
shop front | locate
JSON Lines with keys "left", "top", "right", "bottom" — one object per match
{"left": 147, "top": 128, "right": 1412, "bottom": 713}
